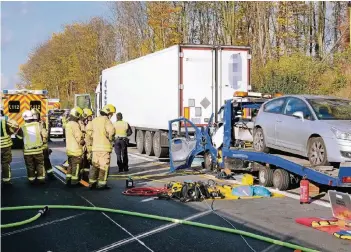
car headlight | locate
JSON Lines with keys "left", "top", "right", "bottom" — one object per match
{"left": 331, "top": 127, "right": 351, "bottom": 141}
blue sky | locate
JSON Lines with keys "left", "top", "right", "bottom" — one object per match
{"left": 1, "top": 1, "right": 111, "bottom": 89}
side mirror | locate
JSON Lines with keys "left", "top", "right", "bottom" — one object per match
{"left": 292, "top": 111, "right": 304, "bottom": 121}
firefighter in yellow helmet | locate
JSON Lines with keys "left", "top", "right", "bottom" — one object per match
{"left": 80, "top": 108, "right": 94, "bottom": 181}
{"left": 86, "top": 104, "right": 115, "bottom": 189}
{"left": 1, "top": 106, "right": 19, "bottom": 187}
{"left": 31, "top": 108, "right": 56, "bottom": 180}
{"left": 65, "top": 107, "right": 85, "bottom": 186}
{"left": 16, "top": 110, "right": 48, "bottom": 184}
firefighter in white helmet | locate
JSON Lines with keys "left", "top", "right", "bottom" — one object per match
{"left": 1, "top": 106, "right": 19, "bottom": 187}
{"left": 16, "top": 110, "right": 47, "bottom": 184}
{"left": 86, "top": 104, "right": 115, "bottom": 189}
{"left": 31, "top": 108, "right": 55, "bottom": 180}
{"left": 65, "top": 107, "right": 85, "bottom": 186}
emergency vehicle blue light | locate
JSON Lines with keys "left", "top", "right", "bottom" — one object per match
{"left": 3, "top": 90, "right": 8, "bottom": 94}
{"left": 43, "top": 90, "right": 48, "bottom": 95}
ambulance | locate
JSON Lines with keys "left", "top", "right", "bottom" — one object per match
{"left": 1, "top": 89, "right": 49, "bottom": 144}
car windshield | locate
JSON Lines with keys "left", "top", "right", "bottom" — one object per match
{"left": 307, "top": 98, "right": 351, "bottom": 120}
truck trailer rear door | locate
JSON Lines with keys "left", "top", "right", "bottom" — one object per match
{"left": 217, "top": 46, "right": 251, "bottom": 121}
{"left": 180, "top": 46, "right": 215, "bottom": 127}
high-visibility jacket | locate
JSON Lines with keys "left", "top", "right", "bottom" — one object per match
{"left": 39, "top": 121, "right": 49, "bottom": 149}
{"left": 86, "top": 115, "right": 115, "bottom": 153}
{"left": 84, "top": 120, "right": 93, "bottom": 152}
{"left": 0, "top": 117, "right": 17, "bottom": 149}
{"left": 19, "top": 122, "right": 45, "bottom": 155}
{"left": 62, "top": 116, "right": 68, "bottom": 129}
{"left": 113, "top": 120, "right": 128, "bottom": 138}
{"left": 65, "top": 120, "right": 83, "bottom": 157}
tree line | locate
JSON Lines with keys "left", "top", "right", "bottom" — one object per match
{"left": 18, "top": 1, "right": 351, "bottom": 107}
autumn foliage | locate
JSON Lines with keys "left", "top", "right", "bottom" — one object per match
{"left": 18, "top": 2, "right": 351, "bottom": 107}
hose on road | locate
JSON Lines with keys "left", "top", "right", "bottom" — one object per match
{"left": 1, "top": 205, "right": 319, "bottom": 252}
{"left": 1, "top": 206, "right": 48, "bottom": 228}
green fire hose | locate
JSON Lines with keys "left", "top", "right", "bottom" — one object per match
{"left": 1, "top": 205, "right": 319, "bottom": 252}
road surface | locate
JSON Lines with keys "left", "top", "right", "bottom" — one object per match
{"left": 1, "top": 140, "right": 350, "bottom": 252}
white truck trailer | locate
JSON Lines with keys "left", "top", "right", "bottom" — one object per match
{"left": 95, "top": 44, "right": 251, "bottom": 158}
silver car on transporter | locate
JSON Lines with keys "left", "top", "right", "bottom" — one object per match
{"left": 253, "top": 95, "right": 351, "bottom": 166}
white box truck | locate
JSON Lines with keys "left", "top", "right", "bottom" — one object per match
{"left": 95, "top": 44, "right": 251, "bottom": 158}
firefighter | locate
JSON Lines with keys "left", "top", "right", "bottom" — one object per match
{"left": 113, "top": 112, "right": 132, "bottom": 172}
{"left": 0, "top": 107, "right": 19, "bottom": 187}
{"left": 17, "top": 110, "right": 47, "bottom": 184}
{"left": 62, "top": 110, "right": 69, "bottom": 142}
{"left": 86, "top": 104, "right": 115, "bottom": 190}
{"left": 65, "top": 107, "right": 85, "bottom": 186}
{"left": 80, "top": 108, "right": 94, "bottom": 181}
{"left": 31, "top": 108, "right": 56, "bottom": 180}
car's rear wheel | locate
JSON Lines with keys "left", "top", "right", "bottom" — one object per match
{"left": 253, "top": 127, "right": 270, "bottom": 153}
{"left": 308, "top": 137, "right": 329, "bottom": 166}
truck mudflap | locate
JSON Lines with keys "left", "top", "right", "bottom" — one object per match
{"left": 168, "top": 115, "right": 217, "bottom": 172}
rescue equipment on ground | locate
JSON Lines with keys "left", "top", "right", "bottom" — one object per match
{"left": 126, "top": 176, "right": 134, "bottom": 189}
{"left": 300, "top": 176, "right": 310, "bottom": 204}
{"left": 241, "top": 174, "right": 254, "bottom": 186}
{"left": 122, "top": 187, "right": 168, "bottom": 196}
{"left": 231, "top": 185, "right": 272, "bottom": 197}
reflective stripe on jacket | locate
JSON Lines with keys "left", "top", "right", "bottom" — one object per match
{"left": 0, "top": 119, "right": 12, "bottom": 148}
{"left": 113, "top": 120, "right": 128, "bottom": 138}
{"left": 22, "top": 122, "right": 43, "bottom": 155}
{"left": 65, "top": 121, "right": 83, "bottom": 156}
{"left": 86, "top": 116, "right": 115, "bottom": 153}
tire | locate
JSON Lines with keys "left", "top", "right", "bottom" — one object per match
{"left": 273, "top": 169, "right": 290, "bottom": 191}
{"left": 136, "top": 130, "right": 145, "bottom": 154}
{"left": 308, "top": 137, "right": 329, "bottom": 166}
{"left": 258, "top": 166, "right": 274, "bottom": 187}
{"left": 153, "top": 131, "right": 168, "bottom": 158}
{"left": 253, "top": 128, "right": 270, "bottom": 153}
{"left": 144, "top": 131, "right": 154, "bottom": 156}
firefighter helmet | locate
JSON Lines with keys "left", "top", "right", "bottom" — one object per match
{"left": 82, "top": 108, "right": 93, "bottom": 118}
{"left": 31, "top": 108, "right": 40, "bottom": 120}
{"left": 101, "top": 104, "right": 116, "bottom": 114}
{"left": 22, "top": 110, "right": 34, "bottom": 120}
{"left": 69, "top": 107, "right": 84, "bottom": 118}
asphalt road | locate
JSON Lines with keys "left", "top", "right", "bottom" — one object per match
{"left": 1, "top": 140, "right": 349, "bottom": 252}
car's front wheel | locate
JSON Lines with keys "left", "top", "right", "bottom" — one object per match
{"left": 308, "top": 137, "right": 329, "bottom": 166}
{"left": 253, "top": 127, "right": 270, "bottom": 153}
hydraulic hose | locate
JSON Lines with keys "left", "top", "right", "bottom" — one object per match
{"left": 1, "top": 205, "right": 318, "bottom": 252}
{"left": 1, "top": 206, "right": 48, "bottom": 229}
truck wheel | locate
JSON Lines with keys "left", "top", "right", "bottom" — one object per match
{"left": 273, "top": 169, "right": 290, "bottom": 191}
{"left": 258, "top": 166, "right": 274, "bottom": 187}
{"left": 253, "top": 128, "right": 269, "bottom": 153}
{"left": 144, "top": 131, "right": 154, "bottom": 156}
{"left": 153, "top": 131, "right": 168, "bottom": 158}
{"left": 136, "top": 130, "right": 145, "bottom": 154}
{"left": 308, "top": 137, "right": 329, "bottom": 166}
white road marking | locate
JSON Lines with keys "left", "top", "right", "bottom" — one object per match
{"left": 11, "top": 176, "right": 27, "bottom": 180}
{"left": 203, "top": 174, "right": 331, "bottom": 208}
{"left": 1, "top": 213, "right": 85, "bottom": 237}
{"left": 123, "top": 168, "right": 169, "bottom": 176}
{"left": 11, "top": 168, "right": 26, "bottom": 171}
{"left": 79, "top": 195, "right": 154, "bottom": 252}
{"left": 128, "top": 153, "right": 163, "bottom": 163}
{"left": 140, "top": 198, "right": 157, "bottom": 203}
{"left": 93, "top": 209, "right": 212, "bottom": 252}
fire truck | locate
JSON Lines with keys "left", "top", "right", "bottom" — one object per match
{"left": 2, "top": 89, "right": 49, "bottom": 145}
